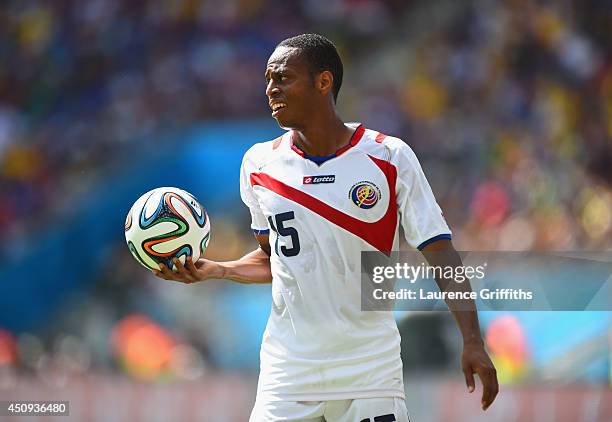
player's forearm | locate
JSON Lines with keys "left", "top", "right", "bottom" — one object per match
{"left": 439, "top": 279, "right": 483, "bottom": 346}
{"left": 437, "top": 274, "right": 483, "bottom": 345}
{"left": 443, "top": 291, "right": 483, "bottom": 346}
{"left": 422, "top": 243, "right": 484, "bottom": 346}
{"left": 218, "top": 247, "right": 272, "bottom": 284}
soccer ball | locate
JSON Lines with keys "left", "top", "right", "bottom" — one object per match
{"left": 124, "top": 187, "right": 211, "bottom": 271}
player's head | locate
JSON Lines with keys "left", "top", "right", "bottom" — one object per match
{"left": 265, "top": 34, "right": 343, "bottom": 129}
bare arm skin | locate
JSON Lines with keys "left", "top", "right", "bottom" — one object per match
{"left": 421, "top": 238, "right": 499, "bottom": 411}
{"left": 152, "top": 233, "right": 272, "bottom": 284}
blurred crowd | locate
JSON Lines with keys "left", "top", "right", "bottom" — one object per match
{"left": 1, "top": 0, "right": 612, "bottom": 385}
{"left": 1, "top": 0, "right": 611, "bottom": 249}
{"left": 0, "top": 0, "right": 612, "bottom": 249}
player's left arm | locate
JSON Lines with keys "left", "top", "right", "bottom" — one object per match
{"left": 421, "top": 238, "right": 499, "bottom": 411}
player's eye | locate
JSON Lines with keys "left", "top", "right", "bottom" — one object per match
{"left": 265, "top": 72, "right": 288, "bottom": 86}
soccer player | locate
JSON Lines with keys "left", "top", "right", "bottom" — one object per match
{"left": 154, "top": 34, "right": 498, "bottom": 422}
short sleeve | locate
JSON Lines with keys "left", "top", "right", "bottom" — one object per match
{"left": 393, "top": 142, "right": 451, "bottom": 250}
{"left": 239, "top": 150, "right": 269, "bottom": 233}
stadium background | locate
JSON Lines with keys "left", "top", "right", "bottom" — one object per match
{"left": 0, "top": 0, "right": 611, "bottom": 420}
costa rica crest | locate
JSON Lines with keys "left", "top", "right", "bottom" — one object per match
{"left": 349, "top": 181, "right": 381, "bottom": 209}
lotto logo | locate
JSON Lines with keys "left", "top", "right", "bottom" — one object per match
{"left": 303, "top": 175, "right": 335, "bottom": 184}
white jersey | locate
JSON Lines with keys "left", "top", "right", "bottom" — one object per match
{"left": 240, "top": 123, "right": 451, "bottom": 401}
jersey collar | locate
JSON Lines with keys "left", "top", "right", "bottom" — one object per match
{"left": 289, "top": 123, "right": 365, "bottom": 163}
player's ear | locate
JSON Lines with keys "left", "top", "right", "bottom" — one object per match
{"left": 316, "top": 70, "right": 334, "bottom": 97}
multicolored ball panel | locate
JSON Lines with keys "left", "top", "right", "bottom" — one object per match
{"left": 125, "top": 187, "right": 211, "bottom": 271}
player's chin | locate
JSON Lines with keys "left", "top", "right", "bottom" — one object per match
{"left": 273, "top": 113, "right": 298, "bottom": 129}
{"left": 274, "top": 116, "right": 297, "bottom": 129}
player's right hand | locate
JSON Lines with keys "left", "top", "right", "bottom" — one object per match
{"left": 152, "top": 256, "right": 221, "bottom": 284}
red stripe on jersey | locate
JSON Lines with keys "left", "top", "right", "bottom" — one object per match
{"left": 290, "top": 142, "right": 305, "bottom": 157}
{"left": 375, "top": 132, "right": 387, "bottom": 143}
{"left": 289, "top": 125, "right": 365, "bottom": 158}
{"left": 289, "top": 131, "right": 304, "bottom": 156}
{"left": 250, "top": 154, "right": 397, "bottom": 254}
{"left": 335, "top": 125, "right": 365, "bottom": 156}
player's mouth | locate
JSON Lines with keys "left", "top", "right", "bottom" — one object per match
{"left": 270, "top": 102, "right": 287, "bottom": 117}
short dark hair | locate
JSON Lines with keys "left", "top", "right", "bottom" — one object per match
{"left": 277, "top": 34, "right": 343, "bottom": 102}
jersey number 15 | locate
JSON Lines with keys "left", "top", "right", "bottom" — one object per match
{"left": 268, "top": 212, "right": 301, "bottom": 257}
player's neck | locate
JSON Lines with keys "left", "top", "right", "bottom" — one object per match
{"left": 292, "top": 115, "right": 354, "bottom": 157}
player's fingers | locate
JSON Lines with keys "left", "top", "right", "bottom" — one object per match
{"left": 186, "top": 256, "right": 200, "bottom": 277}
{"left": 151, "top": 269, "right": 169, "bottom": 280}
{"left": 478, "top": 366, "right": 499, "bottom": 410}
{"left": 463, "top": 365, "right": 476, "bottom": 393}
{"left": 158, "top": 263, "right": 187, "bottom": 283}
{"left": 158, "top": 263, "right": 174, "bottom": 279}
{"left": 173, "top": 258, "right": 190, "bottom": 277}
{"left": 173, "top": 258, "right": 197, "bottom": 283}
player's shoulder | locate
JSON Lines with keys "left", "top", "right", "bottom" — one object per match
{"left": 242, "top": 134, "right": 287, "bottom": 166}
{"left": 359, "top": 126, "right": 419, "bottom": 163}
{"left": 243, "top": 136, "right": 281, "bottom": 157}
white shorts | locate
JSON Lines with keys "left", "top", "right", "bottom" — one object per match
{"left": 249, "top": 397, "right": 410, "bottom": 422}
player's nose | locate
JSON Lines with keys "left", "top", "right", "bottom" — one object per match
{"left": 266, "top": 80, "right": 281, "bottom": 98}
